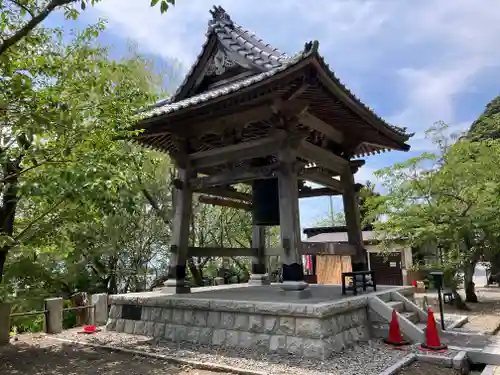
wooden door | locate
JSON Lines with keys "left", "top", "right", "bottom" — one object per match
{"left": 369, "top": 252, "right": 403, "bottom": 285}
{"left": 316, "top": 255, "right": 352, "bottom": 284}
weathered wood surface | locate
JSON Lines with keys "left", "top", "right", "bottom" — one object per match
{"left": 198, "top": 195, "right": 252, "bottom": 211}
{"left": 341, "top": 166, "right": 365, "bottom": 265}
{"left": 301, "top": 169, "right": 344, "bottom": 193}
{"left": 297, "top": 140, "right": 348, "bottom": 173}
{"left": 316, "top": 255, "right": 352, "bottom": 284}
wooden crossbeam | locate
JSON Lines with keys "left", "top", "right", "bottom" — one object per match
{"left": 301, "top": 242, "right": 356, "bottom": 256}
{"left": 185, "top": 243, "right": 355, "bottom": 258}
{"left": 187, "top": 247, "right": 257, "bottom": 257}
{"left": 302, "top": 170, "right": 344, "bottom": 193}
{"left": 191, "top": 163, "right": 280, "bottom": 190}
{"left": 299, "top": 111, "right": 344, "bottom": 144}
{"left": 188, "top": 134, "right": 286, "bottom": 170}
{"left": 297, "top": 141, "right": 349, "bottom": 173}
{"left": 198, "top": 195, "right": 252, "bottom": 211}
{"left": 195, "top": 187, "right": 252, "bottom": 203}
{"left": 299, "top": 187, "right": 340, "bottom": 198}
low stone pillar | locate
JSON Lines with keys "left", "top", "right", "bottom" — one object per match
{"left": 214, "top": 277, "right": 225, "bottom": 285}
{"left": 249, "top": 225, "right": 270, "bottom": 286}
{"left": 44, "top": 297, "right": 63, "bottom": 334}
{"left": 91, "top": 293, "right": 108, "bottom": 326}
{"left": 0, "top": 302, "right": 11, "bottom": 345}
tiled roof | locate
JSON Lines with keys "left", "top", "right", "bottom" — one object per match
{"left": 140, "top": 6, "right": 412, "bottom": 145}
{"left": 141, "top": 51, "right": 307, "bottom": 120}
{"left": 150, "top": 5, "right": 290, "bottom": 110}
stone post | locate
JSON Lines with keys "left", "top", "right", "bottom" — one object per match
{"left": 91, "top": 293, "right": 108, "bottom": 326}
{"left": 163, "top": 167, "right": 193, "bottom": 294}
{"left": 44, "top": 297, "right": 63, "bottom": 334}
{"left": 0, "top": 302, "right": 11, "bottom": 345}
{"left": 277, "top": 146, "right": 310, "bottom": 296}
{"left": 341, "top": 166, "right": 365, "bottom": 271}
{"left": 249, "top": 225, "right": 270, "bottom": 285}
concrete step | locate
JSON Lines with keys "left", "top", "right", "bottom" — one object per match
{"left": 387, "top": 300, "right": 405, "bottom": 312}
{"left": 400, "top": 311, "right": 419, "bottom": 324}
{"left": 416, "top": 322, "right": 427, "bottom": 330}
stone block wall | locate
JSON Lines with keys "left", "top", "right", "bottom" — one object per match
{"left": 106, "top": 299, "right": 370, "bottom": 359}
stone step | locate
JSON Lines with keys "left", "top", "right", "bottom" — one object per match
{"left": 400, "top": 311, "right": 419, "bottom": 324}
{"left": 386, "top": 300, "right": 405, "bottom": 312}
{"left": 416, "top": 322, "right": 427, "bottom": 330}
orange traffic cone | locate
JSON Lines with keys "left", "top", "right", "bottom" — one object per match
{"left": 421, "top": 308, "right": 447, "bottom": 351}
{"left": 384, "top": 309, "right": 409, "bottom": 346}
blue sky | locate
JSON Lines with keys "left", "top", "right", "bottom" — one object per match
{"left": 45, "top": 0, "right": 500, "bottom": 229}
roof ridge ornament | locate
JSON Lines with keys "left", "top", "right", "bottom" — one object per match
{"left": 303, "top": 40, "right": 320, "bottom": 54}
{"left": 209, "top": 5, "right": 232, "bottom": 24}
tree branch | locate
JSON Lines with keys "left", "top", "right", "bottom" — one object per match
{"left": 0, "top": 0, "right": 77, "bottom": 57}
{"left": 9, "top": 0, "right": 35, "bottom": 17}
{"left": 13, "top": 197, "right": 65, "bottom": 242}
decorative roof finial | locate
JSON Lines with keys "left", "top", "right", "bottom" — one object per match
{"left": 209, "top": 5, "right": 231, "bottom": 23}
{"left": 303, "top": 40, "right": 320, "bottom": 54}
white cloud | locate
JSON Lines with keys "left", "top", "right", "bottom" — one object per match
{"left": 87, "top": 0, "right": 500, "bottom": 153}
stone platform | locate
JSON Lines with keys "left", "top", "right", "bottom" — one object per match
{"left": 106, "top": 284, "right": 414, "bottom": 359}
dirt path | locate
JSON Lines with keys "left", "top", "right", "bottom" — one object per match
{"left": 0, "top": 334, "right": 233, "bottom": 375}
{"left": 416, "top": 288, "right": 500, "bottom": 334}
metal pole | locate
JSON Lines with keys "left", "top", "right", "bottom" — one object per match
{"left": 437, "top": 286, "right": 446, "bottom": 331}
{"left": 329, "top": 196, "right": 334, "bottom": 225}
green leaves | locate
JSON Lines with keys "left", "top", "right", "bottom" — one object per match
{"left": 368, "top": 125, "right": 500, "bottom": 280}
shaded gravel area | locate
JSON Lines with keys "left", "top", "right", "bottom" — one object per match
{"left": 0, "top": 334, "right": 232, "bottom": 375}
{"left": 397, "top": 362, "right": 461, "bottom": 375}
{"left": 54, "top": 328, "right": 411, "bottom": 375}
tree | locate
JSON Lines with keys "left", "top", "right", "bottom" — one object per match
{"left": 468, "top": 96, "right": 500, "bottom": 140}
{"left": 0, "top": 17, "right": 163, "bottom": 285}
{"left": 0, "top": 0, "right": 176, "bottom": 57}
{"left": 312, "top": 180, "right": 380, "bottom": 227}
{"left": 367, "top": 123, "right": 500, "bottom": 306}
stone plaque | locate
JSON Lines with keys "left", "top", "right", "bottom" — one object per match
{"left": 121, "top": 304, "right": 142, "bottom": 321}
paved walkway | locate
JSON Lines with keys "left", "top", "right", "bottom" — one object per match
{"left": 442, "top": 331, "right": 500, "bottom": 366}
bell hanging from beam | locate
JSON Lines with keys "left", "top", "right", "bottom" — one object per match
{"left": 252, "top": 178, "right": 280, "bottom": 226}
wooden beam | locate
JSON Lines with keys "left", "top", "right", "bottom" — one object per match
{"left": 194, "top": 187, "right": 252, "bottom": 202}
{"left": 297, "top": 140, "right": 349, "bottom": 173}
{"left": 302, "top": 170, "right": 344, "bottom": 193}
{"left": 191, "top": 163, "right": 280, "bottom": 189}
{"left": 187, "top": 247, "right": 257, "bottom": 257}
{"left": 186, "top": 244, "right": 356, "bottom": 258}
{"left": 299, "top": 111, "right": 344, "bottom": 144}
{"left": 139, "top": 101, "right": 276, "bottom": 138}
{"left": 299, "top": 187, "right": 340, "bottom": 198}
{"left": 198, "top": 195, "right": 252, "bottom": 211}
{"left": 301, "top": 242, "right": 356, "bottom": 256}
{"left": 188, "top": 134, "right": 286, "bottom": 170}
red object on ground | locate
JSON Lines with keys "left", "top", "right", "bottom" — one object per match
{"left": 83, "top": 325, "right": 96, "bottom": 333}
{"left": 384, "top": 309, "right": 409, "bottom": 346}
{"left": 411, "top": 280, "right": 417, "bottom": 287}
{"left": 421, "top": 308, "right": 448, "bottom": 351}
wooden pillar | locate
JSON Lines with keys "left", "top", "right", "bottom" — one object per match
{"left": 163, "top": 168, "right": 193, "bottom": 293}
{"left": 341, "top": 166, "right": 366, "bottom": 271}
{"left": 277, "top": 147, "right": 309, "bottom": 293}
{"left": 249, "top": 225, "right": 270, "bottom": 285}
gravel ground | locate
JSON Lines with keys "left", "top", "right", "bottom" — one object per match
{"left": 53, "top": 328, "right": 410, "bottom": 375}
{"left": 396, "top": 362, "right": 461, "bottom": 375}
{"left": 0, "top": 333, "right": 232, "bottom": 375}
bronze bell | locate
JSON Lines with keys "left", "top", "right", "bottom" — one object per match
{"left": 252, "top": 178, "right": 280, "bottom": 226}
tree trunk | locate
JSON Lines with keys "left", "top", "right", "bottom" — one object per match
{"left": 187, "top": 258, "right": 204, "bottom": 286}
{"left": 451, "top": 287, "right": 470, "bottom": 310}
{"left": 0, "top": 250, "right": 7, "bottom": 284}
{"left": 464, "top": 260, "right": 478, "bottom": 302}
{"left": 0, "top": 160, "right": 21, "bottom": 284}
